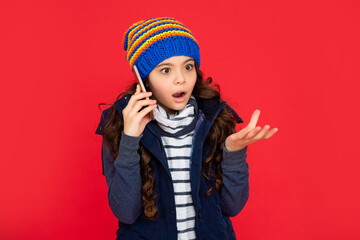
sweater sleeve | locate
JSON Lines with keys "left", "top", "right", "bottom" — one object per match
{"left": 102, "top": 131, "right": 143, "bottom": 224}
{"left": 220, "top": 143, "right": 250, "bottom": 217}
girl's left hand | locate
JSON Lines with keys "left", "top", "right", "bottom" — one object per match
{"left": 224, "top": 109, "right": 279, "bottom": 152}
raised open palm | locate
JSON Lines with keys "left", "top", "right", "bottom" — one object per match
{"left": 225, "top": 109, "right": 279, "bottom": 151}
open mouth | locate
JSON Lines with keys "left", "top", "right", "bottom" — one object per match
{"left": 172, "top": 91, "right": 186, "bottom": 98}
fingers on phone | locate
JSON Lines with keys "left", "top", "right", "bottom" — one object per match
{"left": 138, "top": 103, "right": 157, "bottom": 118}
{"left": 129, "top": 90, "right": 151, "bottom": 104}
{"left": 135, "top": 99, "right": 156, "bottom": 111}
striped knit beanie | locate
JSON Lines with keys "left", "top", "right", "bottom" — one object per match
{"left": 122, "top": 17, "right": 200, "bottom": 81}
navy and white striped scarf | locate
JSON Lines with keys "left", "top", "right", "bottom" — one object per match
{"left": 153, "top": 96, "right": 198, "bottom": 137}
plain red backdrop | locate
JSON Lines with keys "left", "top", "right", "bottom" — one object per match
{"left": 1, "top": 0, "right": 359, "bottom": 239}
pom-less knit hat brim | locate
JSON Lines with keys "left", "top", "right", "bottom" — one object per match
{"left": 134, "top": 36, "right": 200, "bottom": 80}
{"left": 122, "top": 17, "right": 200, "bottom": 81}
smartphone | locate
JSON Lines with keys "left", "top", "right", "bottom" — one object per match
{"left": 133, "top": 65, "right": 148, "bottom": 97}
{"left": 133, "top": 65, "right": 154, "bottom": 117}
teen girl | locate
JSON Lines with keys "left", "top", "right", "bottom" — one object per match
{"left": 96, "top": 17, "right": 278, "bottom": 240}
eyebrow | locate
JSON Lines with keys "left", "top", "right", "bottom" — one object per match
{"left": 155, "top": 58, "right": 194, "bottom": 68}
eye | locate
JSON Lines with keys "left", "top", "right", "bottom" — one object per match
{"left": 160, "top": 68, "right": 170, "bottom": 74}
{"left": 185, "top": 64, "right": 193, "bottom": 71}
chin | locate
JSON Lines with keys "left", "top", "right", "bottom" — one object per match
{"left": 168, "top": 103, "right": 185, "bottom": 113}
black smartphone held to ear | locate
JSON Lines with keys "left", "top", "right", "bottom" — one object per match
{"left": 133, "top": 65, "right": 154, "bottom": 118}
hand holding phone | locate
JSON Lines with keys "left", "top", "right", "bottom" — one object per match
{"left": 122, "top": 66, "right": 156, "bottom": 137}
{"left": 133, "top": 65, "right": 155, "bottom": 118}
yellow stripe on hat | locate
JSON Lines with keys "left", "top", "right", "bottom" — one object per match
{"left": 126, "top": 23, "right": 192, "bottom": 62}
{"left": 122, "top": 20, "right": 146, "bottom": 50}
{"left": 125, "top": 17, "right": 177, "bottom": 51}
{"left": 127, "top": 19, "right": 184, "bottom": 54}
{"left": 129, "top": 30, "right": 198, "bottom": 68}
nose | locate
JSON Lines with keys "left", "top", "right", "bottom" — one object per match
{"left": 174, "top": 69, "right": 185, "bottom": 85}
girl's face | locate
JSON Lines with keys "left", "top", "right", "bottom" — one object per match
{"left": 146, "top": 55, "right": 197, "bottom": 115}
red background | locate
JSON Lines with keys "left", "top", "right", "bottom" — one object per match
{"left": 1, "top": 0, "right": 359, "bottom": 239}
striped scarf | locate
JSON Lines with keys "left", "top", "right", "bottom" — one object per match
{"left": 153, "top": 95, "right": 198, "bottom": 240}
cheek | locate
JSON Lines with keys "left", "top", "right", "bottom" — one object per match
{"left": 189, "top": 74, "right": 197, "bottom": 86}
{"left": 152, "top": 85, "right": 169, "bottom": 100}
{"left": 190, "top": 70, "right": 197, "bottom": 80}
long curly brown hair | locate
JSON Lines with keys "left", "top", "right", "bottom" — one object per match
{"left": 98, "top": 62, "right": 240, "bottom": 220}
